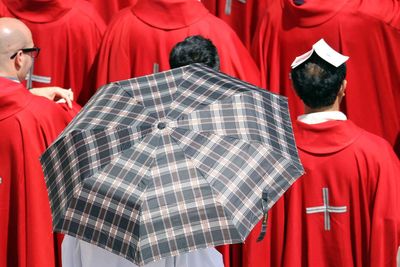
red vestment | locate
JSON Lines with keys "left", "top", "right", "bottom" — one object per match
{"left": 85, "top": 0, "right": 137, "bottom": 24}
{"left": 95, "top": 0, "right": 260, "bottom": 89}
{"left": 0, "top": 78, "right": 76, "bottom": 267}
{"left": 200, "top": 0, "right": 270, "bottom": 50}
{"left": 252, "top": 0, "right": 400, "bottom": 156}
{"left": 0, "top": 0, "right": 106, "bottom": 105}
{"left": 243, "top": 119, "right": 400, "bottom": 267}
{"left": 355, "top": 0, "right": 400, "bottom": 29}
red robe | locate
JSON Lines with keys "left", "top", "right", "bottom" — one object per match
{"left": 243, "top": 120, "right": 400, "bottom": 267}
{"left": 95, "top": 0, "right": 260, "bottom": 89}
{"left": 252, "top": 0, "right": 400, "bottom": 156}
{"left": 355, "top": 0, "right": 400, "bottom": 29}
{"left": 0, "top": 78, "right": 76, "bottom": 267}
{"left": 0, "top": 0, "right": 106, "bottom": 105}
{"left": 85, "top": 0, "right": 137, "bottom": 24}
{"left": 200, "top": 0, "right": 271, "bottom": 50}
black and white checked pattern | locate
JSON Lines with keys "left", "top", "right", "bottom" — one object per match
{"left": 41, "top": 64, "right": 304, "bottom": 266}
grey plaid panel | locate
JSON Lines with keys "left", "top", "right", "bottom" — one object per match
{"left": 74, "top": 94, "right": 153, "bottom": 132}
{"left": 121, "top": 68, "right": 184, "bottom": 120}
{"left": 170, "top": 127, "right": 303, "bottom": 236}
{"left": 41, "top": 126, "right": 153, "bottom": 222}
{"left": 58, "top": 133, "right": 160, "bottom": 263}
{"left": 59, "top": 83, "right": 138, "bottom": 137}
{"left": 173, "top": 89, "right": 302, "bottom": 170}
{"left": 166, "top": 66, "right": 249, "bottom": 120}
{"left": 139, "top": 133, "right": 242, "bottom": 264}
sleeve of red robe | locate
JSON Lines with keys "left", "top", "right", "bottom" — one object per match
{"left": 0, "top": 83, "right": 77, "bottom": 267}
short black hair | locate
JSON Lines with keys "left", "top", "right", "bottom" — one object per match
{"left": 169, "top": 35, "right": 220, "bottom": 70}
{"left": 291, "top": 52, "right": 346, "bottom": 109}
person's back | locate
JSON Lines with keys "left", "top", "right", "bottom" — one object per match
{"left": 0, "top": 18, "right": 75, "bottom": 267}
{"left": 200, "top": 0, "right": 271, "bottom": 50}
{"left": 244, "top": 40, "right": 400, "bottom": 267}
{"left": 86, "top": 0, "right": 137, "bottom": 24}
{"left": 95, "top": 0, "right": 260, "bottom": 89}
{"left": 251, "top": 0, "right": 400, "bottom": 157}
{"left": 289, "top": 120, "right": 399, "bottom": 266}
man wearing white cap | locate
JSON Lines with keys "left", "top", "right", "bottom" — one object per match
{"left": 243, "top": 39, "right": 400, "bottom": 267}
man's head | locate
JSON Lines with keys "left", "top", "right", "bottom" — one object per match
{"left": 169, "top": 35, "right": 220, "bottom": 71}
{"left": 291, "top": 52, "right": 347, "bottom": 110}
{"left": 0, "top": 17, "right": 37, "bottom": 82}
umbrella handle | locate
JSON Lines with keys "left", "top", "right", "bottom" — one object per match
{"left": 256, "top": 191, "right": 269, "bottom": 242}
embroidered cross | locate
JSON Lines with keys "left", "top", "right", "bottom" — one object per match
{"left": 153, "top": 63, "right": 159, "bottom": 73}
{"left": 225, "top": 0, "right": 247, "bottom": 15}
{"left": 306, "top": 188, "right": 347, "bottom": 231}
{"left": 26, "top": 59, "right": 51, "bottom": 89}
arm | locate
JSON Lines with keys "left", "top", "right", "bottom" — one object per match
{"left": 30, "top": 87, "right": 74, "bottom": 109}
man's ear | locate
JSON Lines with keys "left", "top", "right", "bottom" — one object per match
{"left": 339, "top": 79, "right": 347, "bottom": 96}
{"left": 13, "top": 51, "right": 23, "bottom": 71}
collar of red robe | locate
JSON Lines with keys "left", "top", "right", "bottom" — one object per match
{"left": 0, "top": 77, "right": 33, "bottom": 121}
{"left": 2, "top": 0, "right": 76, "bottom": 23}
{"left": 283, "top": 0, "right": 351, "bottom": 27}
{"left": 132, "top": 0, "right": 209, "bottom": 30}
{"left": 294, "top": 119, "right": 363, "bottom": 154}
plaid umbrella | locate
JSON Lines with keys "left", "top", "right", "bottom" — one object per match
{"left": 41, "top": 64, "right": 304, "bottom": 266}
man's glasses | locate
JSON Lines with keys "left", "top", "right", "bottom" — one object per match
{"left": 10, "top": 47, "right": 40, "bottom": 59}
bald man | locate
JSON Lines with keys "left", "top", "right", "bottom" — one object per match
{"left": 0, "top": 17, "right": 76, "bottom": 267}
{"left": 0, "top": 17, "right": 74, "bottom": 108}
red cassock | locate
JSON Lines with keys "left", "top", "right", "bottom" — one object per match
{"left": 243, "top": 120, "right": 400, "bottom": 267}
{"left": 252, "top": 0, "right": 400, "bottom": 156}
{"left": 200, "top": 0, "right": 271, "bottom": 50}
{"left": 355, "top": 0, "right": 400, "bottom": 29}
{"left": 95, "top": 0, "right": 260, "bottom": 89}
{"left": 85, "top": 0, "right": 137, "bottom": 24}
{"left": 0, "top": 78, "right": 77, "bottom": 267}
{"left": 0, "top": 0, "right": 106, "bottom": 105}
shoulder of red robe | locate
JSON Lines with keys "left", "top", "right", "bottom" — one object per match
{"left": 291, "top": 39, "right": 349, "bottom": 69}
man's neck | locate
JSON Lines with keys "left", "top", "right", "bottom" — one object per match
{"left": 304, "top": 105, "right": 338, "bottom": 114}
{"left": 304, "top": 97, "right": 341, "bottom": 114}
{"left": 0, "top": 70, "right": 20, "bottom": 82}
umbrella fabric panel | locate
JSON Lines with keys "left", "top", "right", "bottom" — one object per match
{"left": 173, "top": 89, "right": 297, "bottom": 155}
{"left": 139, "top": 133, "right": 242, "bottom": 264}
{"left": 57, "top": 133, "right": 160, "bottom": 263}
{"left": 170, "top": 127, "right": 301, "bottom": 235}
{"left": 41, "top": 126, "right": 152, "bottom": 222}
{"left": 121, "top": 68, "right": 184, "bottom": 120}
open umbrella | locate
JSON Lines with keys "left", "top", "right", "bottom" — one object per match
{"left": 40, "top": 64, "right": 304, "bottom": 266}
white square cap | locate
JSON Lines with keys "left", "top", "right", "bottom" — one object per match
{"left": 291, "top": 39, "right": 349, "bottom": 69}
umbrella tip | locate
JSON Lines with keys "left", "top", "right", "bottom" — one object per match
{"left": 157, "top": 122, "right": 166, "bottom": 130}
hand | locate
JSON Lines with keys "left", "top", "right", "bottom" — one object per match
{"left": 30, "top": 87, "right": 74, "bottom": 109}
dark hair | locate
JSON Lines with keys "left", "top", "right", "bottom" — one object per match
{"left": 291, "top": 52, "right": 346, "bottom": 109}
{"left": 169, "top": 35, "right": 220, "bottom": 70}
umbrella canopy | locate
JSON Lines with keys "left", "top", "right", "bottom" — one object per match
{"left": 41, "top": 64, "right": 304, "bottom": 266}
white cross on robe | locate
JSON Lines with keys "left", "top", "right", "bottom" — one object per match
{"left": 26, "top": 58, "right": 52, "bottom": 89}
{"left": 153, "top": 63, "right": 160, "bottom": 73}
{"left": 224, "top": 0, "right": 247, "bottom": 15}
{"left": 306, "top": 188, "right": 347, "bottom": 231}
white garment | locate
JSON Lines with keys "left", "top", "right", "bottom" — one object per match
{"left": 297, "top": 111, "right": 347, "bottom": 124}
{"left": 397, "top": 247, "right": 399, "bottom": 267}
{"left": 62, "top": 235, "right": 224, "bottom": 267}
